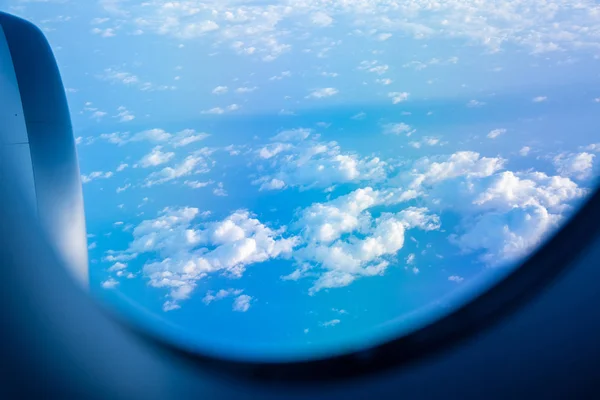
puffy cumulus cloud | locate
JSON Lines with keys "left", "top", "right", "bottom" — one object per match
{"left": 295, "top": 207, "right": 441, "bottom": 294}
{"left": 451, "top": 205, "right": 560, "bottom": 265}
{"left": 252, "top": 138, "right": 388, "bottom": 191}
{"left": 139, "top": 146, "right": 175, "bottom": 168}
{"left": 409, "top": 151, "right": 506, "bottom": 189}
{"left": 472, "top": 171, "right": 585, "bottom": 213}
{"left": 232, "top": 294, "right": 253, "bottom": 312}
{"left": 295, "top": 187, "right": 418, "bottom": 244}
{"left": 553, "top": 152, "right": 595, "bottom": 180}
{"left": 396, "top": 150, "right": 587, "bottom": 266}
{"left": 101, "top": 278, "right": 119, "bottom": 289}
{"left": 282, "top": 186, "right": 428, "bottom": 293}
{"left": 113, "top": 208, "right": 298, "bottom": 310}
{"left": 444, "top": 170, "right": 586, "bottom": 265}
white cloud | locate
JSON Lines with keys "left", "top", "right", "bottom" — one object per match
{"left": 311, "top": 12, "right": 333, "bottom": 27}
{"left": 107, "top": 0, "right": 600, "bottom": 62}
{"left": 467, "top": 100, "right": 485, "bottom": 108}
{"left": 553, "top": 152, "right": 595, "bottom": 180}
{"left": 288, "top": 187, "right": 433, "bottom": 293}
{"left": 91, "top": 27, "right": 116, "bottom": 37}
{"left": 108, "top": 262, "right": 127, "bottom": 272}
{"left": 253, "top": 138, "right": 387, "bottom": 191}
{"left": 184, "top": 180, "right": 213, "bottom": 189}
{"left": 170, "top": 129, "right": 210, "bottom": 148}
{"left": 144, "top": 152, "right": 213, "bottom": 186}
{"left": 447, "top": 170, "right": 586, "bottom": 264}
{"left": 383, "top": 123, "right": 416, "bottom": 136}
{"left": 307, "top": 88, "right": 338, "bottom": 99}
{"left": 115, "top": 106, "right": 135, "bottom": 122}
{"left": 271, "top": 128, "right": 311, "bottom": 142}
{"left": 388, "top": 92, "right": 410, "bottom": 104}
{"left": 487, "top": 128, "right": 507, "bottom": 139}
{"left": 100, "top": 68, "right": 174, "bottom": 92}
{"left": 139, "top": 146, "right": 175, "bottom": 168}
{"left": 448, "top": 275, "right": 464, "bottom": 283}
{"left": 116, "top": 208, "right": 299, "bottom": 310}
{"left": 81, "top": 171, "right": 113, "bottom": 184}
{"left": 235, "top": 86, "right": 258, "bottom": 93}
{"left": 376, "top": 78, "right": 393, "bottom": 85}
{"left": 532, "top": 96, "right": 548, "bottom": 103}
{"left": 116, "top": 183, "right": 131, "bottom": 193}
{"left": 203, "top": 288, "right": 243, "bottom": 305}
{"left": 410, "top": 137, "right": 442, "bottom": 148}
{"left": 116, "top": 163, "right": 129, "bottom": 172}
{"left": 582, "top": 143, "right": 600, "bottom": 152}
{"left": 101, "top": 278, "right": 119, "bottom": 289}
{"left": 212, "top": 86, "right": 228, "bottom": 95}
{"left": 91, "top": 111, "right": 107, "bottom": 120}
{"left": 519, "top": 146, "right": 531, "bottom": 156}
{"left": 259, "top": 178, "right": 287, "bottom": 191}
{"left": 232, "top": 294, "right": 253, "bottom": 312}
{"left": 201, "top": 105, "right": 239, "bottom": 114}
{"left": 213, "top": 182, "right": 228, "bottom": 197}
{"left": 258, "top": 143, "right": 293, "bottom": 159}
{"left": 131, "top": 129, "right": 171, "bottom": 143}
{"left": 410, "top": 151, "right": 506, "bottom": 188}
{"left": 321, "top": 319, "right": 340, "bottom": 327}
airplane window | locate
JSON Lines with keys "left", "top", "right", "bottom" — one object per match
{"left": 7, "top": 1, "right": 599, "bottom": 362}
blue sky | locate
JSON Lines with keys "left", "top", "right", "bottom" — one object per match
{"left": 6, "top": 0, "right": 600, "bottom": 361}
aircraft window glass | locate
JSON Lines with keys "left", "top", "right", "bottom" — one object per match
{"left": 9, "top": 0, "right": 600, "bottom": 361}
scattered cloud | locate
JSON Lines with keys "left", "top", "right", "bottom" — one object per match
{"left": 307, "top": 87, "right": 338, "bottom": 99}
{"left": 553, "top": 152, "right": 595, "bottom": 180}
{"left": 139, "top": 146, "right": 175, "bottom": 168}
{"left": 383, "top": 123, "right": 416, "bottom": 136}
{"left": 467, "top": 99, "right": 486, "bottom": 108}
{"left": 81, "top": 171, "right": 113, "bottom": 184}
{"left": 519, "top": 146, "right": 531, "bottom": 156}
{"left": 321, "top": 319, "right": 340, "bottom": 327}
{"left": 212, "top": 86, "right": 228, "bottom": 95}
{"left": 487, "top": 128, "right": 507, "bottom": 139}
{"left": 388, "top": 92, "right": 410, "bottom": 104}
{"left": 115, "top": 106, "right": 135, "bottom": 122}
{"left": 232, "top": 294, "right": 253, "bottom": 312}
{"left": 101, "top": 278, "right": 119, "bottom": 289}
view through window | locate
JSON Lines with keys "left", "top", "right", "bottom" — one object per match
{"left": 7, "top": 0, "right": 600, "bottom": 360}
